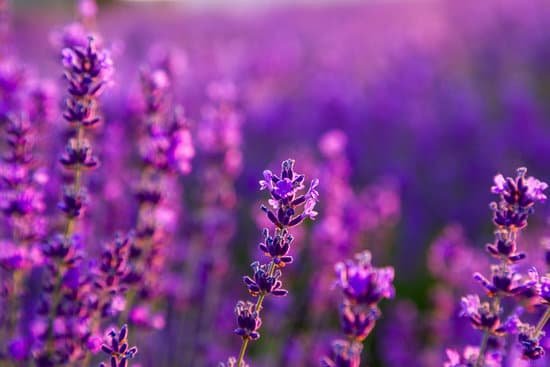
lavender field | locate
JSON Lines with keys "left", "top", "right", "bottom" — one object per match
{"left": 1, "top": 0, "right": 550, "bottom": 366}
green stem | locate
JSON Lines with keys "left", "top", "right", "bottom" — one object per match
{"left": 476, "top": 296, "right": 500, "bottom": 367}
{"left": 534, "top": 307, "right": 550, "bottom": 336}
{"left": 476, "top": 331, "right": 490, "bottom": 367}
{"left": 236, "top": 338, "right": 249, "bottom": 366}
{"left": 235, "top": 260, "right": 276, "bottom": 366}
{"left": 43, "top": 123, "right": 85, "bottom": 361}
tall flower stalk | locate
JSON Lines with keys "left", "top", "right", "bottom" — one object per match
{"left": 34, "top": 35, "right": 113, "bottom": 366}
{"left": 452, "top": 168, "right": 548, "bottom": 367}
{"left": 123, "top": 60, "right": 194, "bottom": 328}
{"left": 227, "top": 159, "right": 319, "bottom": 366}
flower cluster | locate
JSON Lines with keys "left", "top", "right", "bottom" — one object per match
{"left": 0, "top": 113, "right": 46, "bottom": 245}
{"left": 99, "top": 324, "right": 138, "bottom": 367}
{"left": 259, "top": 159, "right": 319, "bottom": 228}
{"left": 125, "top": 52, "right": 194, "bottom": 331}
{"left": 322, "top": 250, "right": 395, "bottom": 366}
{"left": 458, "top": 168, "right": 549, "bottom": 365}
{"left": 226, "top": 159, "right": 319, "bottom": 366}
{"left": 32, "top": 20, "right": 115, "bottom": 365}
{"left": 443, "top": 347, "right": 502, "bottom": 367}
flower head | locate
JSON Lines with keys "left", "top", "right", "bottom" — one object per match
{"left": 339, "top": 304, "right": 380, "bottom": 342}
{"left": 320, "top": 340, "right": 362, "bottom": 367}
{"left": 444, "top": 347, "right": 502, "bottom": 367}
{"left": 233, "top": 301, "right": 262, "bottom": 341}
{"left": 473, "top": 265, "right": 538, "bottom": 299}
{"left": 99, "top": 324, "right": 138, "bottom": 367}
{"left": 219, "top": 357, "right": 249, "bottom": 367}
{"left": 335, "top": 250, "right": 395, "bottom": 306}
{"left": 243, "top": 262, "right": 287, "bottom": 297}
{"left": 485, "top": 229, "right": 526, "bottom": 264}
{"left": 258, "top": 228, "right": 293, "bottom": 267}
{"left": 459, "top": 295, "right": 504, "bottom": 334}
{"left": 259, "top": 159, "right": 319, "bottom": 228}
{"left": 490, "top": 168, "right": 547, "bottom": 230}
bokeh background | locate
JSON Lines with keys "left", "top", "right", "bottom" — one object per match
{"left": 3, "top": 0, "right": 550, "bottom": 366}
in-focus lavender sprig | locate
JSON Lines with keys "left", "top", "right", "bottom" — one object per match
{"left": 227, "top": 159, "right": 319, "bottom": 367}
{"left": 456, "top": 168, "right": 548, "bottom": 366}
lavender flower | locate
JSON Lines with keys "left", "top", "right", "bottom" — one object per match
{"left": 335, "top": 251, "right": 395, "bottom": 306}
{"left": 243, "top": 261, "right": 288, "bottom": 297}
{"left": 99, "top": 324, "right": 138, "bottom": 367}
{"left": 322, "top": 250, "right": 395, "bottom": 365}
{"left": 234, "top": 301, "right": 262, "bottom": 340}
{"left": 444, "top": 347, "right": 502, "bottom": 367}
{"left": 258, "top": 228, "right": 294, "bottom": 267}
{"left": 259, "top": 159, "right": 319, "bottom": 228}
{"left": 228, "top": 159, "right": 319, "bottom": 367}
{"left": 455, "top": 168, "right": 548, "bottom": 367}
{"left": 219, "top": 357, "right": 250, "bottom": 367}
{"left": 32, "top": 21, "right": 113, "bottom": 366}
{"left": 459, "top": 295, "right": 504, "bottom": 335}
{"left": 123, "top": 53, "right": 194, "bottom": 340}
{"left": 490, "top": 168, "right": 547, "bottom": 231}
{"left": 320, "top": 340, "right": 362, "bottom": 367}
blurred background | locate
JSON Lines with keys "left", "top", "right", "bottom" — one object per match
{"left": 3, "top": 0, "right": 550, "bottom": 366}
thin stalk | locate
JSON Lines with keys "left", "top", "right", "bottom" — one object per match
{"left": 236, "top": 260, "right": 276, "bottom": 366}
{"left": 534, "top": 307, "right": 550, "bottom": 336}
{"left": 476, "top": 293, "right": 501, "bottom": 367}
{"left": 44, "top": 122, "right": 85, "bottom": 362}
{"left": 475, "top": 331, "right": 490, "bottom": 367}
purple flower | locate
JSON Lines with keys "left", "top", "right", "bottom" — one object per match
{"left": 324, "top": 250, "right": 394, "bottom": 366}
{"left": 518, "top": 331, "right": 545, "bottom": 360}
{"left": 62, "top": 38, "right": 113, "bottom": 99}
{"left": 59, "top": 138, "right": 99, "bottom": 170}
{"left": 258, "top": 228, "right": 293, "bottom": 267}
{"left": 227, "top": 159, "right": 319, "bottom": 366}
{"left": 444, "top": 347, "right": 502, "bottom": 367}
{"left": 219, "top": 357, "right": 249, "bottom": 367}
{"left": 335, "top": 250, "right": 395, "bottom": 306}
{"left": 99, "top": 324, "right": 138, "bottom": 367}
{"left": 485, "top": 229, "right": 526, "bottom": 264}
{"left": 473, "top": 265, "right": 538, "bottom": 298}
{"left": 320, "top": 340, "right": 362, "bottom": 367}
{"left": 259, "top": 159, "right": 319, "bottom": 228}
{"left": 490, "top": 168, "right": 547, "bottom": 230}
{"left": 138, "top": 106, "right": 194, "bottom": 174}
{"left": 459, "top": 295, "right": 504, "bottom": 334}
{"left": 243, "top": 261, "right": 288, "bottom": 297}
{"left": 234, "top": 301, "right": 262, "bottom": 340}
{"left": 339, "top": 304, "right": 379, "bottom": 342}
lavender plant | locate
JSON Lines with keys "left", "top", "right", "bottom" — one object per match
{"left": 225, "top": 159, "right": 319, "bottom": 366}
{"left": 451, "top": 168, "right": 549, "bottom": 366}
{"left": 123, "top": 56, "right": 194, "bottom": 330}
{"left": 31, "top": 29, "right": 113, "bottom": 366}
{"left": 321, "top": 250, "right": 395, "bottom": 367}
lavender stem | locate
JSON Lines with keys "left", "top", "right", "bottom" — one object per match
{"left": 534, "top": 307, "right": 550, "bottom": 336}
